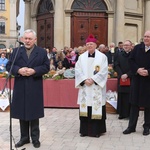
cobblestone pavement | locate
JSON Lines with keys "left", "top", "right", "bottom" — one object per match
{"left": 0, "top": 108, "right": 149, "bottom": 150}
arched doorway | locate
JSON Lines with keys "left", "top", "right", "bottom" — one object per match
{"left": 71, "top": 0, "right": 108, "bottom": 47}
{"left": 36, "top": 0, "right": 54, "bottom": 49}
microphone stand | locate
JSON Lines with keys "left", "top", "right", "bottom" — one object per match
{"left": 1, "top": 43, "right": 22, "bottom": 150}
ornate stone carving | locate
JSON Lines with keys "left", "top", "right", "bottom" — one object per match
{"left": 71, "top": 0, "right": 107, "bottom": 10}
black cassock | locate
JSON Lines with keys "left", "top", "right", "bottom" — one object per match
{"left": 80, "top": 106, "right": 106, "bottom": 137}
{"left": 114, "top": 51, "right": 132, "bottom": 118}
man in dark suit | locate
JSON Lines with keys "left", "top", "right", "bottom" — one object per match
{"left": 115, "top": 41, "right": 124, "bottom": 53}
{"left": 105, "top": 46, "right": 113, "bottom": 65}
{"left": 123, "top": 30, "right": 150, "bottom": 136}
{"left": 6, "top": 29, "right": 50, "bottom": 148}
{"left": 113, "top": 42, "right": 124, "bottom": 70}
{"left": 99, "top": 44, "right": 112, "bottom": 65}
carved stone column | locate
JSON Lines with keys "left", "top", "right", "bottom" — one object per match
{"left": 9, "top": 0, "right": 17, "bottom": 36}
{"left": 144, "top": 0, "right": 150, "bottom": 31}
{"left": 115, "top": 0, "right": 124, "bottom": 44}
{"left": 23, "top": 0, "right": 31, "bottom": 30}
{"left": 54, "top": 0, "right": 64, "bottom": 50}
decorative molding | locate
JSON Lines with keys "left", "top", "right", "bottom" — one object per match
{"left": 23, "top": 0, "right": 31, "bottom": 2}
{"left": 0, "top": 16, "right": 7, "bottom": 20}
{"left": 106, "top": 11, "right": 114, "bottom": 14}
{"left": 125, "top": 12, "right": 143, "bottom": 18}
{"left": 71, "top": 11, "right": 107, "bottom": 17}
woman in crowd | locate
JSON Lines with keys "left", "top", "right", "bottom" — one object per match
{"left": 77, "top": 46, "right": 87, "bottom": 56}
{"left": 114, "top": 40, "right": 133, "bottom": 119}
{"left": 55, "top": 50, "right": 65, "bottom": 66}
{"left": 49, "top": 58, "right": 56, "bottom": 71}
{"left": 70, "top": 50, "right": 77, "bottom": 67}
{"left": 63, "top": 51, "right": 74, "bottom": 69}
{"left": 0, "top": 52, "right": 8, "bottom": 72}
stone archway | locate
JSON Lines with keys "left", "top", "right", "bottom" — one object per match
{"left": 32, "top": 0, "right": 55, "bottom": 16}
{"left": 65, "top": 0, "right": 112, "bottom": 11}
{"left": 70, "top": 0, "right": 108, "bottom": 47}
{"left": 36, "top": 0, "right": 54, "bottom": 49}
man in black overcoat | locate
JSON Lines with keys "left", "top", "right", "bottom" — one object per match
{"left": 6, "top": 29, "right": 50, "bottom": 148}
{"left": 123, "top": 30, "right": 150, "bottom": 136}
{"left": 114, "top": 40, "right": 132, "bottom": 119}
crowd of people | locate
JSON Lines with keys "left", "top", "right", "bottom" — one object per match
{"left": 1, "top": 29, "right": 150, "bottom": 149}
{"left": 45, "top": 46, "right": 83, "bottom": 71}
{"left": 75, "top": 31, "right": 150, "bottom": 139}
{"left": 38, "top": 40, "right": 137, "bottom": 74}
{"left": 41, "top": 31, "right": 150, "bottom": 139}
{"left": 0, "top": 38, "right": 136, "bottom": 75}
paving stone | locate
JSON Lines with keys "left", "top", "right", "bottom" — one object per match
{"left": 0, "top": 109, "right": 149, "bottom": 150}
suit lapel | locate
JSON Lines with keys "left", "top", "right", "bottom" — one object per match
{"left": 140, "top": 43, "right": 146, "bottom": 53}
{"left": 20, "top": 47, "right": 28, "bottom": 63}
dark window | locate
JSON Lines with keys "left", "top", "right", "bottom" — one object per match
{"left": 38, "top": 0, "right": 53, "bottom": 15}
{"left": 0, "top": 22, "right": 5, "bottom": 34}
{"left": 0, "top": 0, "right": 5, "bottom": 10}
{"left": 71, "top": 0, "right": 107, "bottom": 11}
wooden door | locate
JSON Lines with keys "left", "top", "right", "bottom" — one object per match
{"left": 71, "top": 17, "right": 89, "bottom": 47}
{"left": 90, "top": 17, "right": 107, "bottom": 46}
{"left": 37, "top": 14, "right": 54, "bottom": 49}
{"left": 71, "top": 12, "right": 108, "bottom": 47}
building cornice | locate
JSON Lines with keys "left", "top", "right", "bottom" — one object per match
{"left": 106, "top": 11, "right": 114, "bottom": 14}
{"left": 125, "top": 12, "right": 143, "bottom": 18}
{"left": 65, "top": 9, "right": 109, "bottom": 13}
{"left": 23, "top": 0, "right": 31, "bottom": 2}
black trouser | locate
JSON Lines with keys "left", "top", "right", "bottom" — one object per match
{"left": 128, "top": 104, "right": 150, "bottom": 130}
{"left": 19, "top": 119, "right": 40, "bottom": 142}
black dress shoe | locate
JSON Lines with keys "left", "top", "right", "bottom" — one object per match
{"left": 95, "top": 134, "right": 100, "bottom": 138}
{"left": 143, "top": 128, "right": 150, "bottom": 136}
{"left": 80, "top": 134, "right": 87, "bottom": 137}
{"left": 123, "top": 128, "right": 136, "bottom": 134}
{"left": 15, "top": 140, "right": 30, "bottom": 148}
{"left": 33, "top": 140, "right": 40, "bottom": 148}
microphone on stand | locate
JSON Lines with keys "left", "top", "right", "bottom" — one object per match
{"left": 17, "top": 41, "right": 24, "bottom": 46}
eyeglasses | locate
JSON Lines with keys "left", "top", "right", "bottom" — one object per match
{"left": 144, "top": 36, "right": 150, "bottom": 38}
{"left": 123, "top": 45, "right": 131, "bottom": 46}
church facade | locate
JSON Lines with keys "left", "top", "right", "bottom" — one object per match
{"left": 23, "top": 0, "right": 150, "bottom": 50}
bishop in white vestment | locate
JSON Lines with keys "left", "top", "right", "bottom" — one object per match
{"left": 75, "top": 34, "right": 108, "bottom": 137}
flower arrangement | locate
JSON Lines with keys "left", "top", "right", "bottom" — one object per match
{"left": 43, "top": 68, "right": 75, "bottom": 80}
{"left": 108, "top": 66, "right": 117, "bottom": 78}
{"left": 43, "top": 70, "right": 64, "bottom": 80}
{"left": 0, "top": 72, "right": 7, "bottom": 78}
